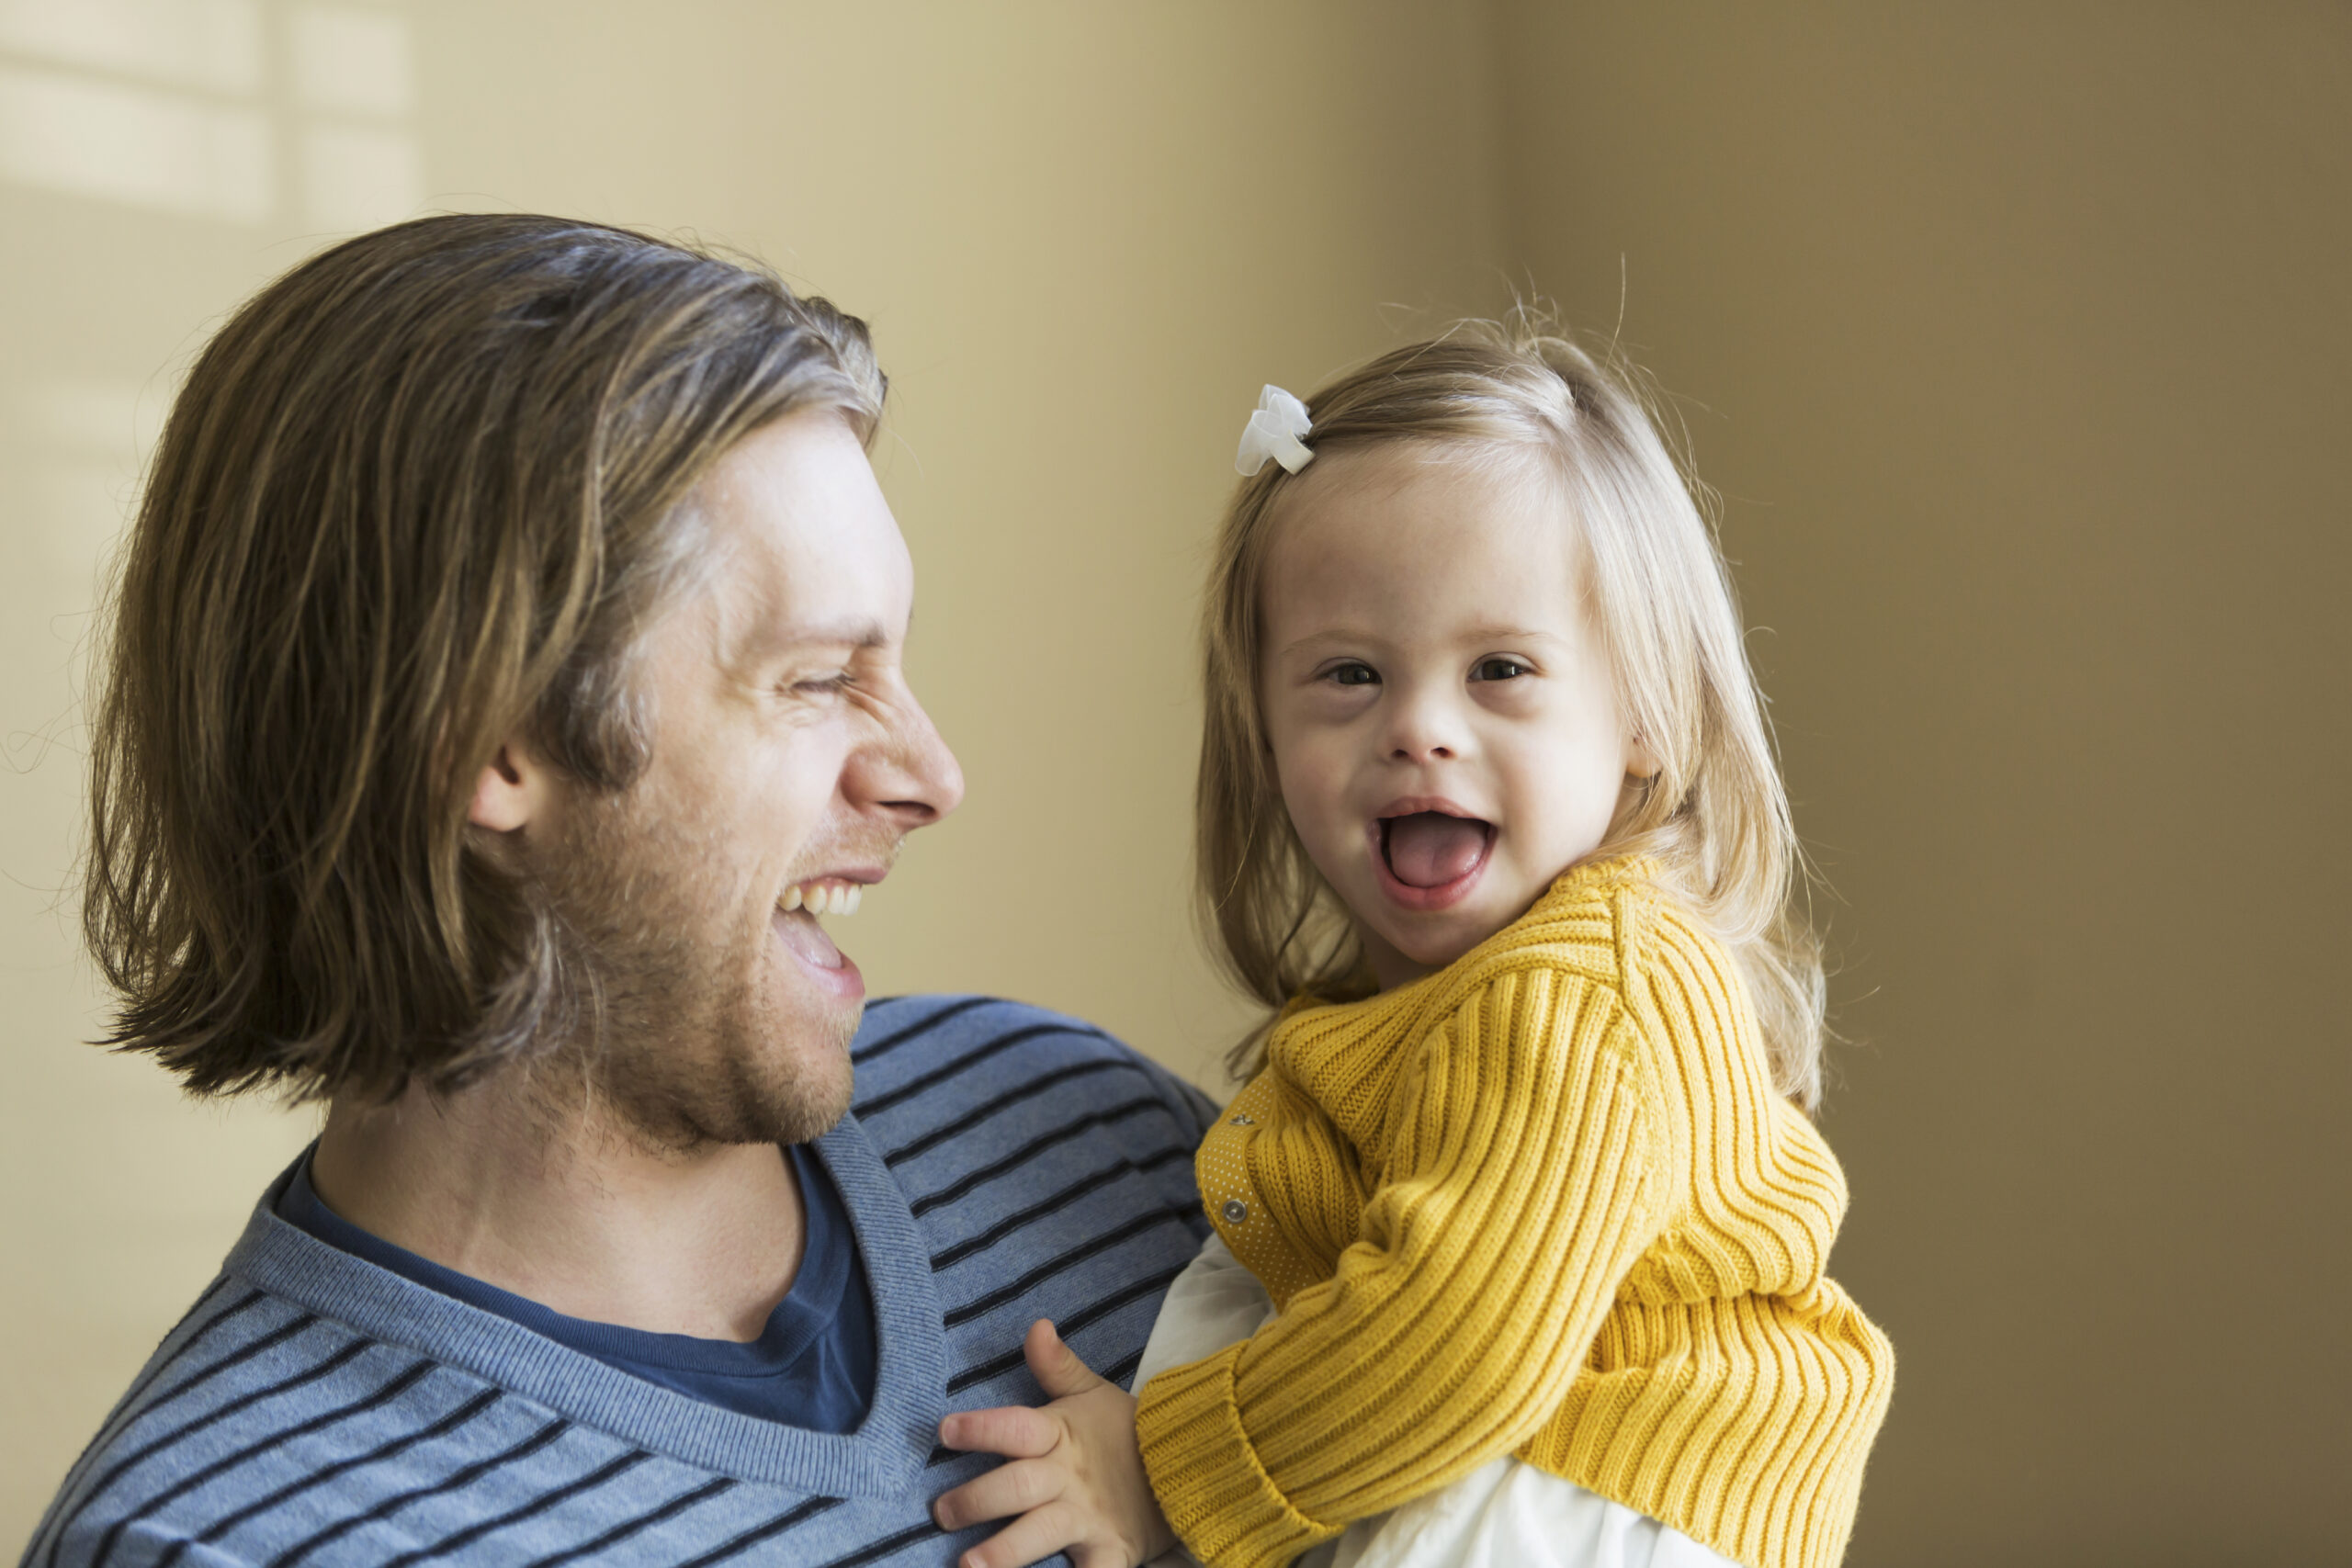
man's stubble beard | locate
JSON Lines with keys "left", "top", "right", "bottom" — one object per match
{"left": 527, "top": 783, "right": 857, "bottom": 1156}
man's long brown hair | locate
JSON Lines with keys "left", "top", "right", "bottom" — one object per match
{"left": 84, "top": 214, "right": 884, "bottom": 1103}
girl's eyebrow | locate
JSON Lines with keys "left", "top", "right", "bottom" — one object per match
{"left": 1278, "top": 623, "right": 1563, "bottom": 659}
{"left": 1277, "top": 626, "right": 1385, "bottom": 659}
{"left": 1458, "top": 623, "right": 1563, "bottom": 645}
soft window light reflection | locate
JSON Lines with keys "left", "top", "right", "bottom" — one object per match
{"left": 28, "top": 459, "right": 132, "bottom": 581}
{"left": 0, "top": 0, "right": 423, "bottom": 229}
{"left": 0, "top": 0, "right": 262, "bottom": 94}
{"left": 19, "top": 378, "right": 164, "bottom": 456}
{"left": 300, "top": 119, "right": 419, "bottom": 229}
{"left": 0, "top": 62, "right": 270, "bottom": 220}
{"left": 7, "top": 378, "right": 164, "bottom": 583}
{"left": 289, "top": 4, "right": 422, "bottom": 226}
{"left": 288, "top": 2, "right": 410, "bottom": 115}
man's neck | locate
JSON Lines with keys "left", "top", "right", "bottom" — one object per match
{"left": 310, "top": 1073, "right": 805, "bottom": 1343}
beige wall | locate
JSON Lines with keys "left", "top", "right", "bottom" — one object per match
{"left": 0, "top": 0, "right": 1510, "bottom": 1539}
{"left": 1493, "top": 5, "right": 2352, "bottom": 1563}
{"left": 6, "top": 3, "right": 2346, "bottom": 1561}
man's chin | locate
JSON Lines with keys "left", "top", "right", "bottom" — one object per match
{"left": 764, "top": 1045, "right": 857, "bottom": 1147}
{"left": 576, "top": 985, "right": 859, "bottom": 1155}
{"left": 605, "top": 1066, "right": 850, "bottom": 1155}
{"left": 741, "top": 1093, "right": 851, "bottom": 1150}
{"left": 755, "top": 987, "right": 864, "bottom": 1145}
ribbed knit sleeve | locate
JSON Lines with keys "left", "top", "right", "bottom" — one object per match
{"left": 1136, "top": 965, "right": 1670, "bottom": 1568}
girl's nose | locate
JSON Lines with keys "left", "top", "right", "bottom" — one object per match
{"left": 1380, "top": 685, "right": 1466, "bottom": 763}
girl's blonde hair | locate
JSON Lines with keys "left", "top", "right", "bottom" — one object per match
{"left": 1197, "top": 317, "right": 1828, "bottom": 1109}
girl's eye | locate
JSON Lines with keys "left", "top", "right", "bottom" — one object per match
{"left": 1472, "top": 658, "right": 1531, "bottom": 682}
{"left": 1327, "top": 662, "right": 1379, "bottom": 688}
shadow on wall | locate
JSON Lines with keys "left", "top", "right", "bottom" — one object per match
{"left": 0, "top": 0, "right": 422, "bottom": 229}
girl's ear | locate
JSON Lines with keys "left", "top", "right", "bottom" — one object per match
{"left": 1625, "top": 733, "right": 1663, "bottom": 784}
{"left": 467, "top": 739, "right": 553, "bottom": 833}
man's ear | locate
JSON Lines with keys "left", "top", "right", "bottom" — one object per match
{"left": 467, "top": 739, "right": 552, "bottom": 833}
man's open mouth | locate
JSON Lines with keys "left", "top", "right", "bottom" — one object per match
{"left": 1378, "top": 811, "right": 1496, "bottom": 891}
{"left": 780, "top": 878, "right": 863, "bottom": 915}
{"left": 773, "top": 878, "right": 868, "bottom": 976}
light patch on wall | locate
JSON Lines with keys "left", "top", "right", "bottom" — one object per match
{"left": 288, "top": 2, "right": 411, "bottom": 116}
{"left": 0, "top": 62, "right": 270, "bottom": 220}
{"left": 6, "top": 378, "right": 168, "bottom": 582}
{"left": 0, "top": 0, "right": 262, "bottom": 95}
{"left": 0, "top": 0, "right": 424, "bottom": 230}
{"left": 26, "top": 460, "right": 133, "bottom": 581}
{"left": 17, "top": 376, "right": 168, "bottom": 457}
{"left": 299, "top": 120, "right": 418, "bottom": 229}
{"left": 288, "top": 3, "right": 421, "bottom": 229}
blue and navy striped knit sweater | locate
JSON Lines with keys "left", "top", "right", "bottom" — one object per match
{"left": 25, "top": 997, "right": 1217, "bottom": 1568}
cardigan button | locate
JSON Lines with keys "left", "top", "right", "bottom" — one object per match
{"left": 1228, "top": 1113, "right": 1255, "bottom": 1125}
{"left": 1222, "top": 1199, "right": 1250, "bottom": 1224}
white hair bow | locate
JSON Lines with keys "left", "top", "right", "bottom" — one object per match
{"left": 1235, "top": 384, "right": 1314, "bottom": 477}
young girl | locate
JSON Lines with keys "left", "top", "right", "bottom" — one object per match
{"left": 935, "top": 321, "right": 1893, "bottom": 1568}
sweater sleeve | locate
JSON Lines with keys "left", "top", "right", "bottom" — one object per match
{"left": 1136, "top": 964, "right": 1671, "bottom": 1568}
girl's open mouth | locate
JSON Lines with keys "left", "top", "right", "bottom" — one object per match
{"left": 1374, "top": 810, "right": 1495, "bottom": 910}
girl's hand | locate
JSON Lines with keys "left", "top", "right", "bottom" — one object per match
{"left": 933, "top": 1319, "right": 1177, "bottom": 1568}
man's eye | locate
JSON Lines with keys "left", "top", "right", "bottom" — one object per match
{"left": 1472, "top": 658, "right": 1531, "bottom": 682}
{"left": 1328, "top": 662, "right": 1378, "bottom": 687}
{"left": 794, "top": 672, "right": 854, "bottom": 696}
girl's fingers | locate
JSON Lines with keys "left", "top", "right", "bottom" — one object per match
{"left": 933, "top": 1457, "right": 1058, "bottom": 1532}
{"left": 957, "top": 1500, "right": 1081, "bottom": 1568}
{"left": 938, "top": 1403, "right": 1057, "bottom": 1459}
{"left": 1023, "top": 1319, "right": 1106, "bottom": 1401}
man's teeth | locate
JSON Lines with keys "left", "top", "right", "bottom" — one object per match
{"left": 779, "top": 882, "right": 863, "bottom": 916}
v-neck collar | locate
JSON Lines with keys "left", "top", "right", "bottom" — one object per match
{"left": 223, "top": 1112, "right": 947, "bottom": 1495}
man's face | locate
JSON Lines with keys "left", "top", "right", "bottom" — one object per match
{"left": 540, "top": 411, "right": 963, "bottom": 1151}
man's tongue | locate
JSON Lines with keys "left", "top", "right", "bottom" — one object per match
{"left": 774, "top": 908, "right": 845, "bottom": 970}
{"left": 1385, "top": 812, "right": 1488, "bottom": 888}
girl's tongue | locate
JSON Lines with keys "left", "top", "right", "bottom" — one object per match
{"left": 1384, "top": 812, "right": 1489, "bottom": 888}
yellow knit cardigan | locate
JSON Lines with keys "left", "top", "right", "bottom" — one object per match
{"left": 1136, "top": 857, "right": 1893, "bottom": 1568}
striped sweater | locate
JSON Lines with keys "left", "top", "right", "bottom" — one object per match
{"left": 1136, "top": 858, "right": 1894, "bottom": 1568}
{"left": 27, "top": 997, "right": 1216, "bottom": 1568}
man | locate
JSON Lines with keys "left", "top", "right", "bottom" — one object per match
{"left": 29, "top": 216, "right": 1211, "bottom": 1567}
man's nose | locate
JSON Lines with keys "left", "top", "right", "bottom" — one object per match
{"left": 858, "top": 682, "right": 965, "bottom": 829}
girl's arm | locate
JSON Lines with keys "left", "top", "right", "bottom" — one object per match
{"left": 1138, "top": 969, "right": 1670, "bottom": 1568}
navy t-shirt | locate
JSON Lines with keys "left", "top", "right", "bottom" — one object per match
{"left": 277, "top": 1141, "right": 876, "bottom": 1433}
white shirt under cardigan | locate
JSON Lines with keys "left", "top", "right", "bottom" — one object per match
{"left": 1139, "top": 1236, "right": 1743, "bottom": 1568}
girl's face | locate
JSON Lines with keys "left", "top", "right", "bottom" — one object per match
{"left": 1259, "top": 441, "right": 1654, "bottom": 990}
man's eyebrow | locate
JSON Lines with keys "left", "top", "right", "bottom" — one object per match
{"left": 722, "top": 612, "right": 889, "bottom": 671}
{"left": 775, "top": 615, "right": 892, "bottom": 649}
